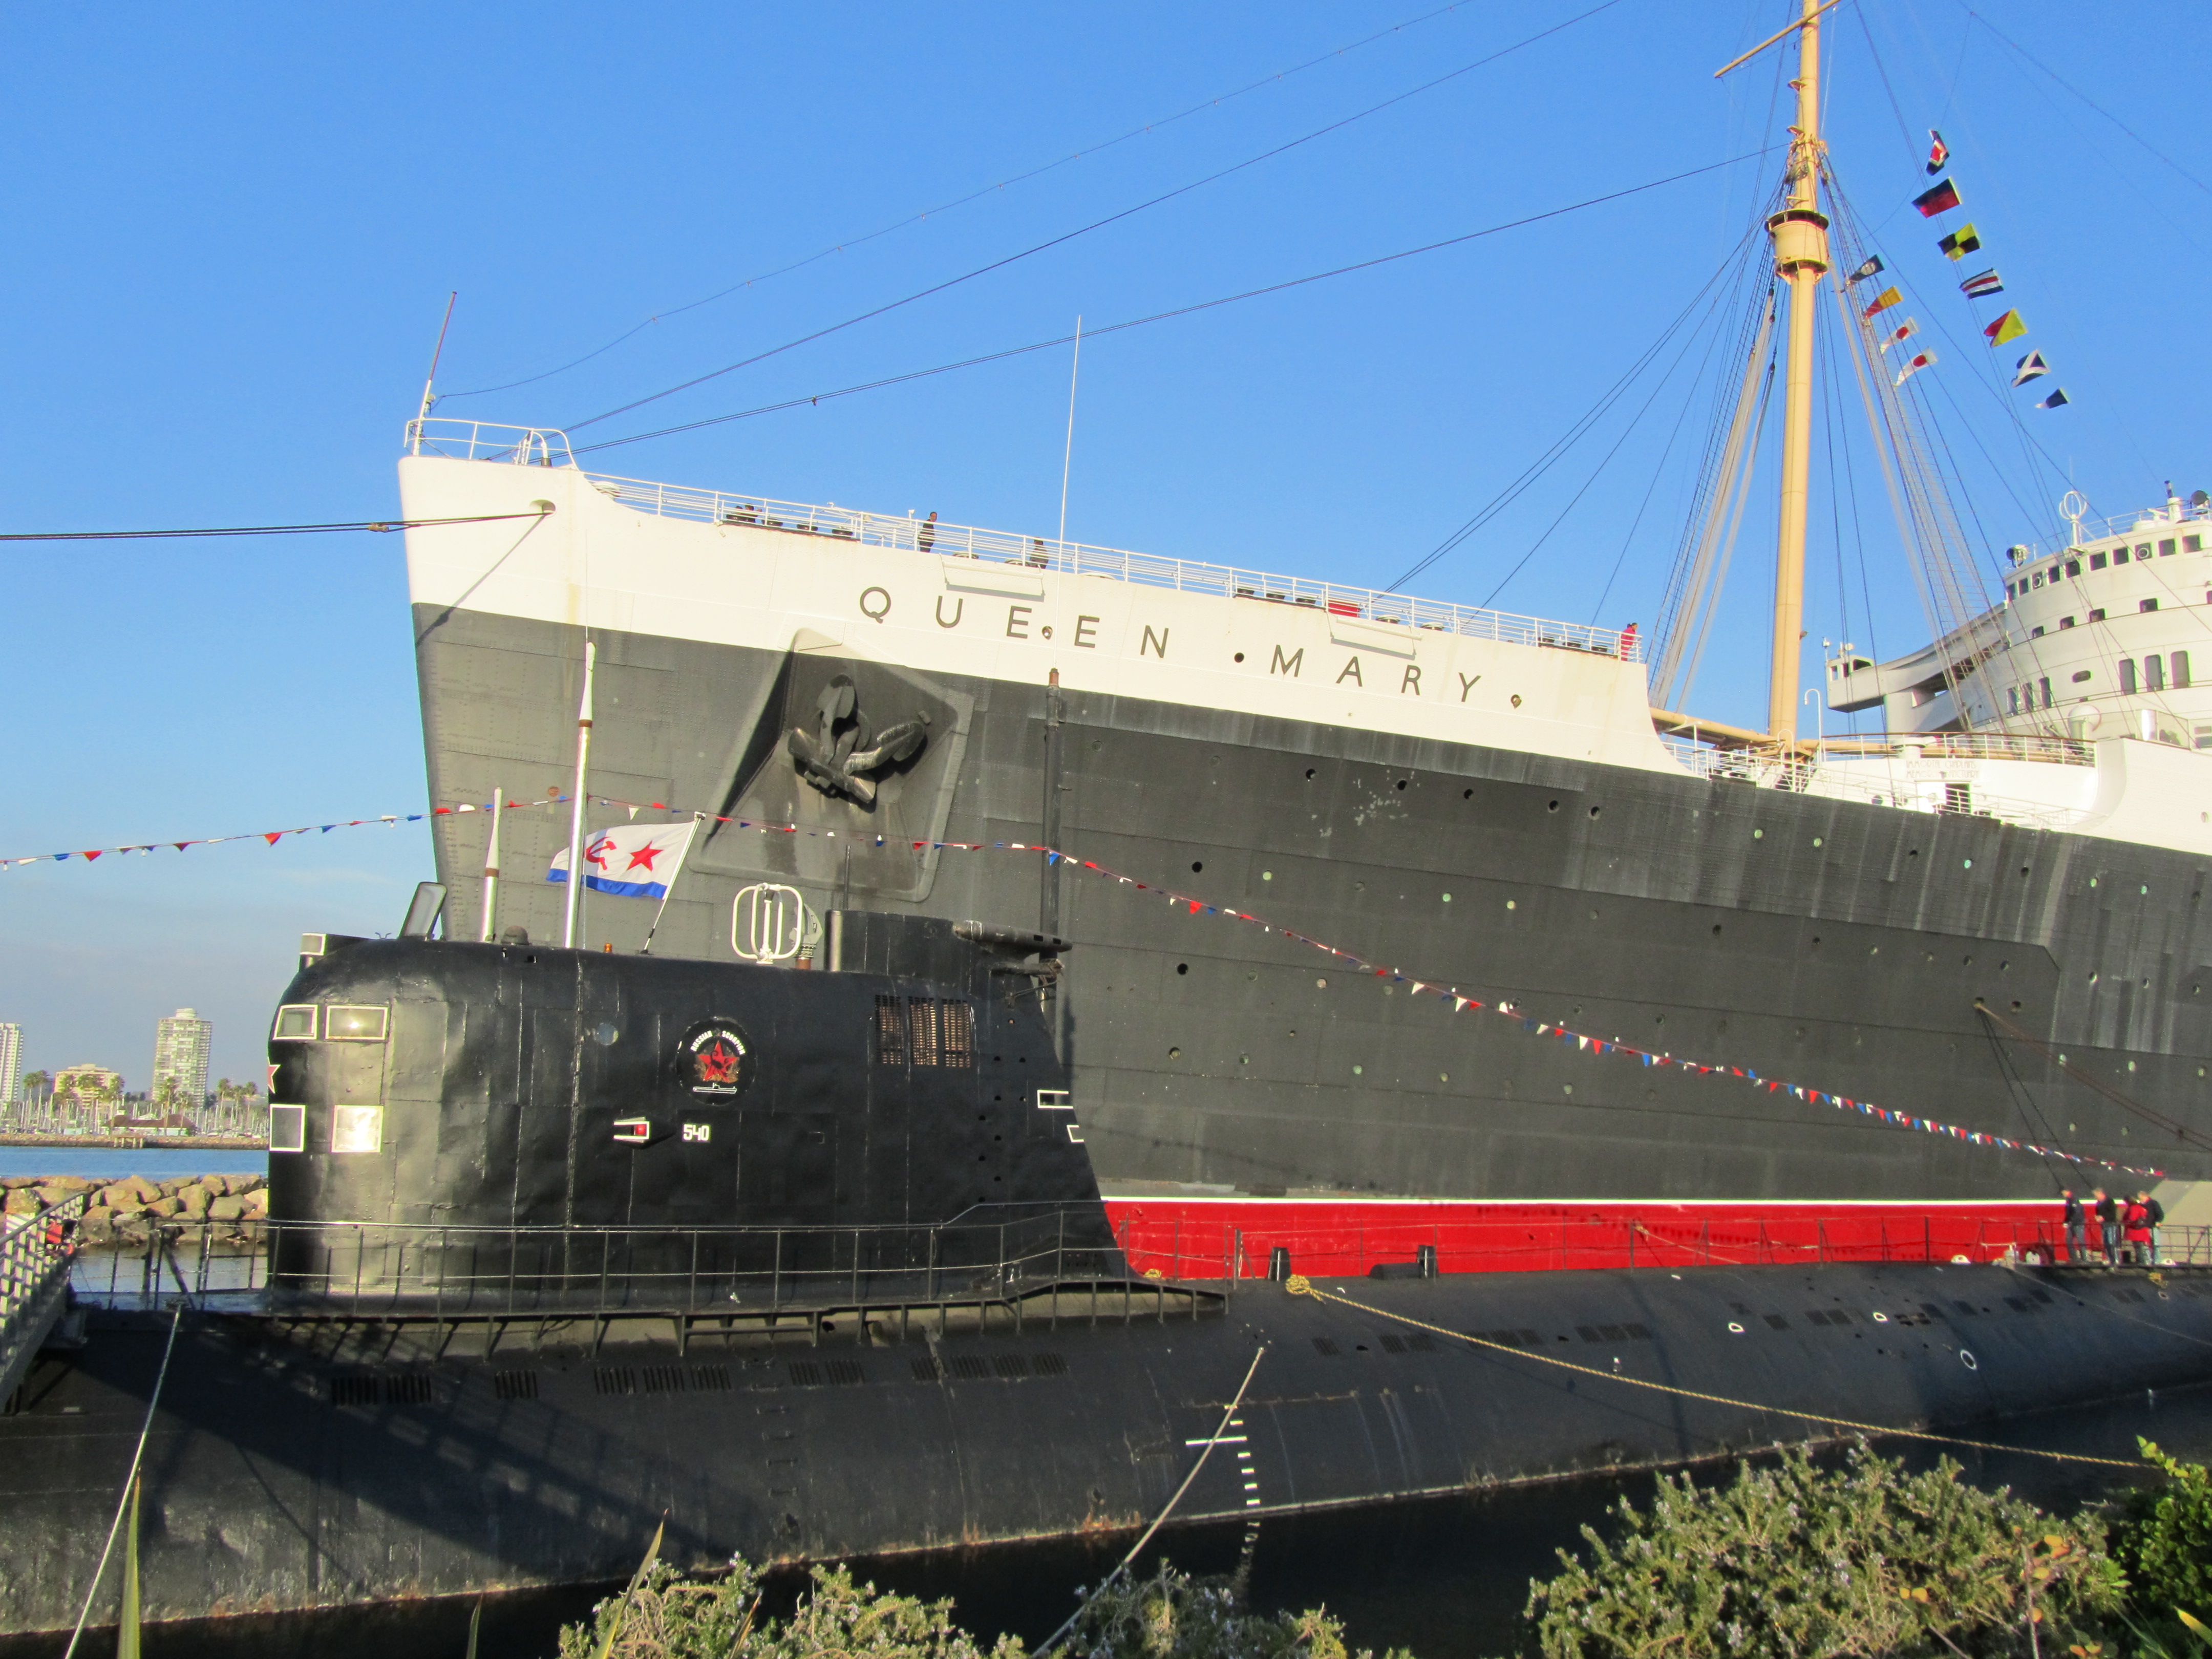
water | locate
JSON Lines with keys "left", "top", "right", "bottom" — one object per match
{"left": 0, "top": 1146, "right": 266, "bottom": 1181}
{"left": 6, "top": 1384, "right": 2209, "bottom": 1659}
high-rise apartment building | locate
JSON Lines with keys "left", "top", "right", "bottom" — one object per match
{"left": 153, "top": 1008, "right": 212, "bottom": 1110}
{"left": 0, "top": 1023, "right": 20, "bottom": 1106}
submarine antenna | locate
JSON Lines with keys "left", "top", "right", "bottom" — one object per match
{"left": 562, "top": 640, "right": 597, "bottom": 949}
{"left": 478, "top": 786, "right": 503, "bottom": 942}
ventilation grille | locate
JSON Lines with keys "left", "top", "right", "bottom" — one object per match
{"left": 950, "top": 1355, "right": 993, "bottom": 1379}
{"left": 642, "top": 1364, "right": 688, "bottom": 1394}
{"left": 940, "top": 1001, "right": 974, "bottom": 1068}
{"left": 908, "top": 998, "right": 941, "bottom": 1067}
{"left": 1031, "top": 1351, "right": 1068, "bottom": 1375}
{"left": 875, "top": 996, "right": 906, "bottom": 1066}
{"left": 1473, "top": 1328, "right": 1543, "bottom": 1348}
{"left": 692, "top": 1365, "right": 731, "bottom": 1391}
{"left": 595, "top": 1367, "right": 638, "bottom": 1396}
{"left": 1311, "top": 1337, "right": 1341, "bottom": 1356}
{"left": 912, "top": 1356, "right": 944, "bottom": 1381}
{"left": 493, "top": 1370, "right": 539, "bottom": 1401}
{"left": 993, "top": 1353, "right": 1029, "bottom": 1378}
{"left": 330, "top": 1372, "right": 434, "bottom": 1407}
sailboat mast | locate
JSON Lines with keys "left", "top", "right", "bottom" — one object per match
{"left": 1763, "top": 0, "right": 1830, "bottom": 742}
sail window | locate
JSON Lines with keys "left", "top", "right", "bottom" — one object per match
{"left": 2090, "top": 552, "right": 2108, "bottom": 570}
{"left": 873, "top": 996, "right": 906, "bottom": 1066}
{"left": 325, "top": 1006, "right": 389, "bottom": 1042}
{"left": 2161, "top": 539, "right": 2178, "bottom": 557}
{"left": 268, "top": 1104, "right": 306, "bottom": 1154}
{"left": 2122, "top": 659, "right": 2138, "bottom": 694}
{"left": 331, "top": 1104, "right": 382, "bottom": 1155}
{"left": 2176, "top": 651, "right": 2193, "bottom": 689}
{"left": 272, "top": 1004, "right": 318, "bottom": 1041}
{"left": 2147, "top": 655, "right": 2166, "bottom": 692}
{"left": 2142, "top": 598, "right": 2161, "bottom": 613}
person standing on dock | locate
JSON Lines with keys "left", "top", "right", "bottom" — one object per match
{"left": 2141, "top": 1190, "right": 2165, "bottom": 1264}
{"left": 2094, "top": 1189, "right": 2120, "bottom": 1265}
{"left": 2062, "top": 1189, "right": 2087, "bottom": 1262}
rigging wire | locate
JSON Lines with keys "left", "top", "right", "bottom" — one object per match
{"left": 0, "top": 510, "right": 551, "bottom": 542}
{"left": 1384, "top": 227, "right": 1762, "bottom": 598}
{"left": 439, "top": 1, "right": 1482, "bottom": 401}
{"left": 575, "top": 151, "right": 1777, "bottom": 459}
{"left": 561, "top": 0, "right": 1639, "bottom": 435}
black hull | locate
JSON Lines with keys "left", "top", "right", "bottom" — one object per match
{"left": 414, "top": 606, "right": 2212, "bottom": 1201}
{"left": 6, "top": 1262, "right": 2210, "bottom": 1635}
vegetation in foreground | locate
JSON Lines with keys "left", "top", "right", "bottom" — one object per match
{"left": 557, "top": 1442, "right": 2212, "bottom": 1659}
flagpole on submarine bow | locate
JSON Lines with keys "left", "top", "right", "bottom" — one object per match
{"left": 562, "top": 640, "right": 597, "bottom": 950}
{"left": 638, "top": 814, "right": 701, "bottom": 956}
{"left": 478, "top": 786, "right": 504, "bottom": 943}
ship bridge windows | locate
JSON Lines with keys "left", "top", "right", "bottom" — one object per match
{"left": 2162, "top": 539, "right": 2179, "bottom": 556}
{"left": 2143, "top": 599, "right": 2162, "bottom": 613}
{"left": 2122, "top": 660, "right": 2138, "bottom": 694}
{"left": 2066, "top": 558, "right": 2082, "bottom": 578}
{"left": 2091, "top": 608, "right": 2107, "bottom": 622}
{"left": 2188, "top": 534, "right": 2205, "bottom": 552}
{"left": 326, "top": 1006, "right": 389, "bottom": 1042}
{"left": 2148, "top": 656, "right": 2168, "bottom": 692}
{"left": 2091, "top": 552, "right": 2109, "bottom": 570}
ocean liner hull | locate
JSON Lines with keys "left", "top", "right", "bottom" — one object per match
{"left": 400, "top": 449, "right": 2212, "bottom": 1201}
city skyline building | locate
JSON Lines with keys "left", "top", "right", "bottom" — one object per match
{"left": 153, "top": 1007, "right": 212, "bottom": 1109}
{"left": 0, "top": 1024, "right": 19, "bottom": 1107}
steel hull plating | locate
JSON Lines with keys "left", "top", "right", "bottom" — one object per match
{"left": 6, "top": 1263, "right": 2210, "bottom": 1635}
{"left": 413, "top": 604, "right": 2212, "bottom": 1202}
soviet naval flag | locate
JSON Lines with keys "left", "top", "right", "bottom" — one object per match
{"left": 548, "top": 819, "right": 698, "bottom": 899}
{"left": 1913, "top": 177, "right": 1963, "bottom": 217}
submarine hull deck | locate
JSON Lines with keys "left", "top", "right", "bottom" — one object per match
{"left": 5, "top": 1260, "right": 2208, "bottom": 1636}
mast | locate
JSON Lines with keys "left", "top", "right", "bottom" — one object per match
{"left": 1719, "top": 0, "right": 1833, "bottom": 743}
{"left": 1765, "top": 0, "right": 1828, "bottom": 742}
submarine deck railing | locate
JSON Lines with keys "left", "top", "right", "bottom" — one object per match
{"left": 2, "top": 1190, "right": 89, "bottom": 1402}
{"left": 401, "top": 417, "right": 1639, "bottom": 661}
{"left": 63, "top": 1209, "right": 1150, "bottom": 1324}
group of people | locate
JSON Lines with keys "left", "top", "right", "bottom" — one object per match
{"left": 2061, "top": 1187, "right": 2164, "bottom": 1265}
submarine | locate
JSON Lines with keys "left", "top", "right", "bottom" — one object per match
{"left": 5, "top": 898, "right": 2212, "bottom": 1640}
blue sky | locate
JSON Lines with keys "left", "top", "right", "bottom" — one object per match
{"left": 1, "top": 2, "right": 2202, "bottom": 1086}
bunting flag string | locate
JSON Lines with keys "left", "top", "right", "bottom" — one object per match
{"left": 11, "top": 788, "right": 2162, "bottom": 1179}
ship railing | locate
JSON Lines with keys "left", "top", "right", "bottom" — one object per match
{"left": 1663, "top": 740, "right": 2095, "bottom": 834}
{"left": 64, "top": 1208, "right": 1133, "bottom": 1320}
{"left": 396, "top": 418, "right": 1638, "bottom": 660}
{"left": 1115, "top": 1211, "right": 2210, "bottom": 1281}
{"left": 2015, "top": 501, "right": 2212, "bottom": 561}
{"left": 1, "top": 1189, "right": 90, "bottom": 1402}
{"left": 405, "top": 417, "right": 575, "bottom": 467}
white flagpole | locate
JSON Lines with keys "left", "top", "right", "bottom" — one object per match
{"left": 1056, "top": 315, "right": 1082, "bottom": 557}
{"left": 637, "top": 815, "right": 700, "bottom": 956}
{"left": 478, "top": 786, "right": 504, "bottom": 942}
{"left": 562, "top": 641, "right": 597, "bottom": 949}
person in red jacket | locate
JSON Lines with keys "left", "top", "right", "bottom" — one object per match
{"left": 2123, "top": 1195, "right": 2153, "bottom": 1266}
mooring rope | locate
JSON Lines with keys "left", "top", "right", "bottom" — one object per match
{"left": 61, "top": 1289, "right": 186, "bottom": 1657}
{"left": 1283, "top": 1275, "right": 2142, "bottom": 1470}
{"left": 1034, "top": 1344, "right": 1268, "bottom": 1657}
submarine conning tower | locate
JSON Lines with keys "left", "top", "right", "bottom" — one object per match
{"left": 264, "top": 911, "right": 1098, "bottom": 1242}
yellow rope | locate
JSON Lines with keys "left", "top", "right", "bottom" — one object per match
{"left": 1281, "top": 1274, "right": 2142, "bottom": 1470}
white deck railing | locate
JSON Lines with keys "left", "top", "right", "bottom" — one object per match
{"left": 405, "top": 418, "right": 1639, "bottom": 661}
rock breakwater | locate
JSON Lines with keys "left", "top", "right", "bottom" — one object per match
{"left": 2, "top": 1172, "right": 267, "bottom": 1243}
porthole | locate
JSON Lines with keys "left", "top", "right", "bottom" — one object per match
{"left": 2011, "top": 1000, "right": 2022, "bottom": 1011}
{"left": 1963, "top": 859, "right": 1972, "bottom": 869}
{"left": 1712, "top": 925, "right": 1722, "bottom": 936}
{"left": 1305, "top": 769, "right": 1316, "bottom": 780}
{"left": 1588, "top": 805, "right": 1602, "bottom": 819}
{"left": 1959, "top": 1349, "right": 1979, "bottom": 1371}
{"left": 1547, "top": 800, "right": 1560, "bottom": 813}
{"left": 1506, "top": 900, "right": 1517, "bottom": 910}
{"left": 1812, "top": 837, "right": 1823, "bottom": 847}
{"left": 1511, "top": 694, "right": 1523, "bottom": 708}
{"left": 1352, "top": 1065, "right": 1364, "bottom": 1076}
{"left": 1462, "top": 789, "right": 1474, "bottom": 800}
{"left": 1395, "top": 779, "right": 1409, "bottom": 791}
{"left": 1262, "top": 870, "right": 1273, "bottom": 881}
{"left": 1176, "top": 963, "right": 1189, "bottom": 975}
{"left": 1190, "top": 861, "right": 1203, "bottom": 873}
{"left": 1439, "top": 1073, "right": 1450, "bottom": 1083}
{"left": 1442, "top": 892, "right": 1453, "bottom": 903}
{"left": 1562, "top": 1084, "right": 1573, "bottom": 1096}
{"left": 1233, "top": 652, "right": 1246, "bottom": 663}
{"left": 1871, "top": 1311, "right": 1890, "bottom": 1324}
{"left": 1168, "top": 1047, "right": 1181, "bottom": 1059}
{"left": 1728, "top": 1322, "right": 1746, "bottom": 1334}
{"left": 1315, "top": 978, "right": 1328, "bottom": 988}
{"left": 1753, "top": 828, "right": 1764, "bottom": 839}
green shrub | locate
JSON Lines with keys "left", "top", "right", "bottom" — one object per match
{"left": 1524, "top": 1445, "right": 2122, "bottom": 1659}
{"left": 2112, "top": 1439, "right": 2212, "bottom": 1638}
{"left": 557, "top": 1555, "right": 1398, "bottom": 1659}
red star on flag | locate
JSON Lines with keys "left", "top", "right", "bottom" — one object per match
{"left": 625, "top": 842, "right": 664, "bottom": 872}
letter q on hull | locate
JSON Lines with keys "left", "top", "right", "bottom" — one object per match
{"left": 732, "top": 882, "right": 817, "bottom": 963}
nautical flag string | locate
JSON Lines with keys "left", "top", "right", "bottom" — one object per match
{"left": 1960, "top": 268, "right": 2004, "bottom": 299}
{"left": 10, "top": 790, "right": 2163, "bottom": 1178}
{"left": 1912, "top": 177, "right": 1963, "bottom": 217}
{"left": 1925, "top": 129, "right": 1949, "bottom": 175}
{"left": 1937, "top": 223, "right": 1982, "bottom": 261}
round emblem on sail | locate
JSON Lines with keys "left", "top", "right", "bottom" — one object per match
{"left": 677, "top": 1020, "right": 753, "bottom": 1099}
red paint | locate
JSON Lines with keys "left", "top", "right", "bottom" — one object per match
{"left": 1098, "top": 1196, "right": 2069, "bottom": 1280}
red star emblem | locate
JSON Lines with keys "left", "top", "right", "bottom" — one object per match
{"left": 624, "top": 842, "right": 664, "bottom": 872}
{"left": 694, "top": 1040, "right": 741, "bottom": 1084}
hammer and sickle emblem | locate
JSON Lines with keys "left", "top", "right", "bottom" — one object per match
{"left": 788, "top": 675, "right": 931, "bottom": 807}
